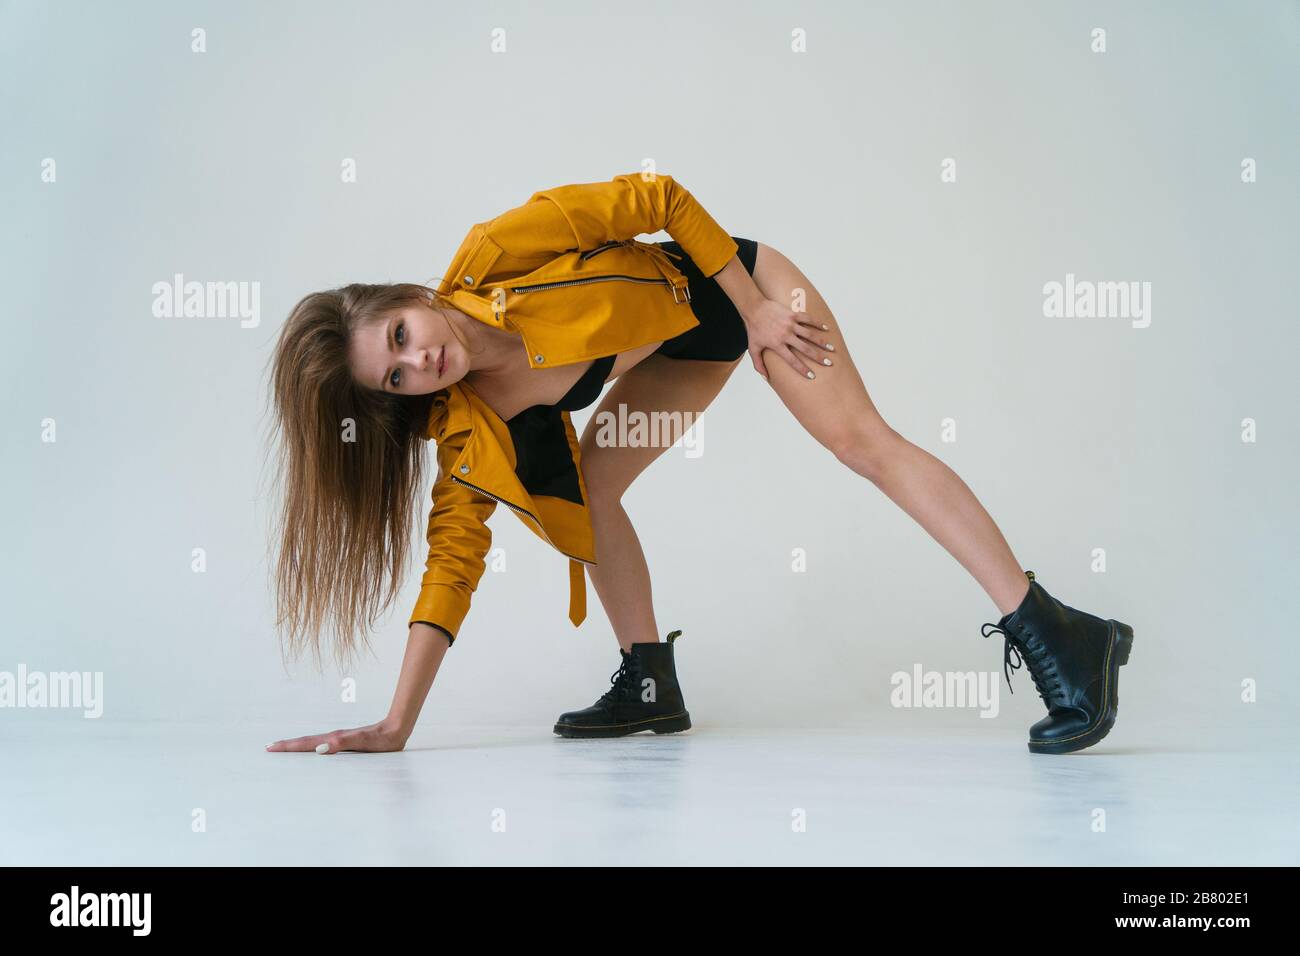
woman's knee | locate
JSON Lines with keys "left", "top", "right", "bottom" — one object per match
{"left": 583, "top": 467, "right": 631, "bottom": 513}
{"left": 830, "top": 423, "right": 903, "bottom": 482}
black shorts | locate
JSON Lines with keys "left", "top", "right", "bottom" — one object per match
{"left": 652, "top": 236, "right": 758, "bottom": 362}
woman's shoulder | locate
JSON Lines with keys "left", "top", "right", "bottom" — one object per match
{"left": 426, "top": 380, "right": 498, "bottom": 443}
{"left": 425, "top": 385, "right": 462, "bottom": 443}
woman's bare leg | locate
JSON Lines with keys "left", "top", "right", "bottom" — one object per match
{"left": 750, "top": 242, "right": 1030, "bottom": 616}
{"left": 578, "top": 353, "right": 742, "bottom": 651}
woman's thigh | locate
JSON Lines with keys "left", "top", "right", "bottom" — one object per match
{"left": 749, "top": 241, "right": 895, "bottom": 463}
{"left": 578, "top": 352, "right": 742, "bottom": 503}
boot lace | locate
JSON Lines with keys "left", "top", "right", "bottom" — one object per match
{"left": 599, "top": 652, "right": 642, "bottom": 704}
{"left": 981, "top": 623, "right": 1063, "bottom": 705}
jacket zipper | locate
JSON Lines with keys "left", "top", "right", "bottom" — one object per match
{"left": 509, "top": 274, "right": 675, "bottom": 295}
{"left": 578, "top": 240, "right": 624, "bottom": 261}
{"left": 579, "top": 238, "right": 684, "bottom": 262}
{"left": 512, "top": 240, "right": 690, "bottom": 300}
{"left": 449, "top": 474, "right": 596, "bottom": 567}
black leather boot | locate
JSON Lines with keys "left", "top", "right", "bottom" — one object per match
{"left": 981, "top": 570, "right": 1134, "bottom": 755}
{"left": 553, "top": 629, "right": 692, "bottom": 738}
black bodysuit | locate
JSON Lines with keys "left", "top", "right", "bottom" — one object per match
{"left": 502, "top": 355, "right": 616, "bottom": 507}
{"left": 554, "top": 354, "right": 617, "bottom": 412}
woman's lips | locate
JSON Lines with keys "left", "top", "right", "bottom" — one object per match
{"left": 437, "top": 346, "right": 445, "bottom": 377}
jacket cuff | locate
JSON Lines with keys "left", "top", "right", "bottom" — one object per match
{"left": 408, "top": 582, "right": 473, "bottom": 642}
{"left": 698, "top": 235, "right": 740, "bottom": 280}
{"left": 702, "top": 254, "right": 736, "bottom": 280}
{"left": 660, "top": 178, "right": 738, "bottom": 279}
{"left": 411, "top": 620, "right": 455, "bottom": 647}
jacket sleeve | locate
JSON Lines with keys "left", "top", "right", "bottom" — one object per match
{"left": 408, "top": 437, "right": 498, "bottom": 644}
{"left": 484, "top": 172, "right": 740, "bottom": 279}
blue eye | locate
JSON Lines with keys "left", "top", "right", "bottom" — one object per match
{"left": 395, "top": 322, "right": 405, "bottom": 345}
{"left": 390, "top": 368, "right": 400, "bottom": 388}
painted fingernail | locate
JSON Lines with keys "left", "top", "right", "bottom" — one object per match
{"left": 823, "top": 358, "right": 832, "bottom": 366}
{"left": 806, "top": 371, "right": 815, "bottom": 379}
{"left": 826, "top": 343, "right": 834, "bottom": 351}
{"left": 822, "top": 324, "right": 829, "bottom": 330}
{"left": 316, "top": 743, "right": 330, "bottom": 754}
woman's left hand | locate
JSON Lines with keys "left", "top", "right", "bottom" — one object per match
{"left": 740, "top": 296, "right": 834, "bottom": 382}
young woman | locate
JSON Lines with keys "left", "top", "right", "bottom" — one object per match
{"left": 264, "top": 172, "right": 1134, "bottom": 758}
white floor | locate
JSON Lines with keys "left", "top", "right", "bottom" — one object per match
{"left": 3, "top": 717, "right": 1296, "bottom": 866}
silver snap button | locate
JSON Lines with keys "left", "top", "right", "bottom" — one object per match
{"left": 463, "top": 275, "right": 475, "bottom": 286}
{"left": 459, "top": 464, "right": 469, "bottom": 474}
{"left": 534, "top": 354, "right": 545, "bottom": 363}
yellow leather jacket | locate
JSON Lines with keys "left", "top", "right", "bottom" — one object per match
{"left": 408, "top": 173, "right": 739, "bottom": 642}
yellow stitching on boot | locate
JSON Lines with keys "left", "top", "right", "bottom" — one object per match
{"left": 1030, "top": 624, "right": 1120, "bottom": 745}
{"left": 555, "top": 711, "right": 688, "bottom": 730}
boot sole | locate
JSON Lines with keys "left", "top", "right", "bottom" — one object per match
{"left": 552, "top": 711, "right": 692, "bottom": 739}
{"left": 1028, "top": 620, "right": 1134, "bottom": 755}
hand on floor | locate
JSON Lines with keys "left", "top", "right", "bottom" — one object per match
{"left": 265, "top": 719, "right": 409, "bottom": 754}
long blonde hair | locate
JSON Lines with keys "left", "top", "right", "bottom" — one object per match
{"left": 259, "top": 282, "right": 468, "bottom": 671}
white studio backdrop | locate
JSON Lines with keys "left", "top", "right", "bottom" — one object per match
{"left": 2, "top": 0, "right": 1297, "bottom": 744}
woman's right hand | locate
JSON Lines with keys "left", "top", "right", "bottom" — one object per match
{"left": 265, "top": 718, "right": 409, "bottom": 754}
{"left": 740, "top": 295, "right": 834, "bottom": 382}
{"left": 267, "top": 623, "right": 450, "bottom": 756}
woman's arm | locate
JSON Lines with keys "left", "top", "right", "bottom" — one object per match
{"left": 385, "top": 622, "right": 452, "bottom": 738}
{"left": 712, "top": 249, "right": 835, "bottom": 383}
{"left": 408, "top": 429, "right": 498, "bottom": 639}
{"left": 483, "top": 172, "right": 739, "bottom": 279}
{"left": 712, "top": 254, "right": 766, "bottom": 315}
{"left": 265, "top": 623, "right": 450, "bottom": 754}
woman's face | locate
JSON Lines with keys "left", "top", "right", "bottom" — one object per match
{"left": 349, "top": 300, "right": 468, "bottom": 395}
